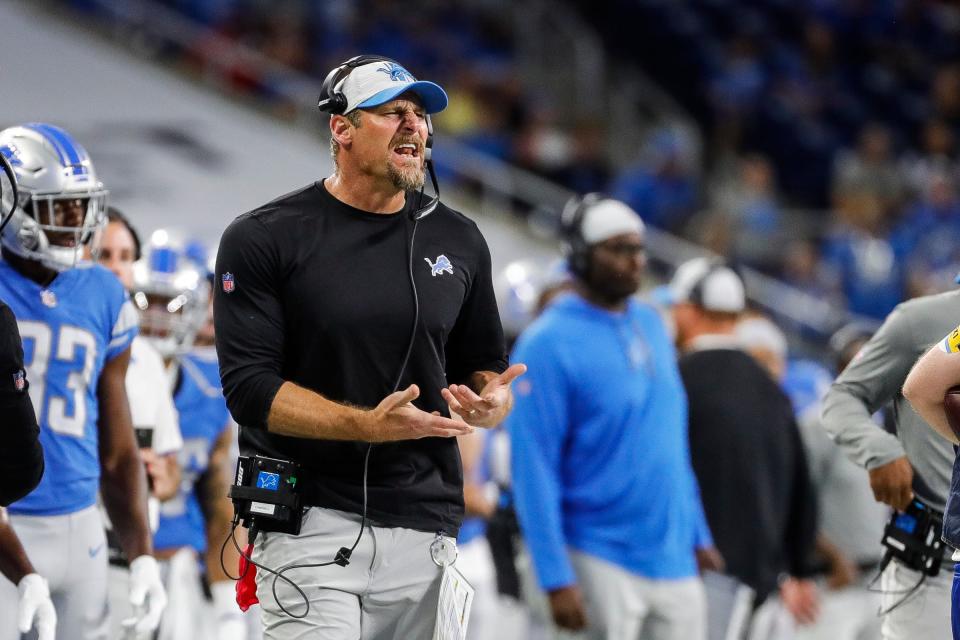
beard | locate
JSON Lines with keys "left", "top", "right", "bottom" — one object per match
{"left": 387, "top": 156, "right": 426, "bottom": 191}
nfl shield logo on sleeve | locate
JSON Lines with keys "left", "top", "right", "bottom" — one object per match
{"left": 13, "top": 370, "right": 25, "bottom": 392}
{"left": 222, "top": 272, "right": 235, "bottom": 294}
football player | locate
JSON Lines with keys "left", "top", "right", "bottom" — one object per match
{"left": 123, "top": 236, "right": 248, "bottom": 640}
{"left": 95, "top": 209, "right": 183, "bottom": 639}
{"left": 0, "top": 124, "right": 166, "bottom": 640}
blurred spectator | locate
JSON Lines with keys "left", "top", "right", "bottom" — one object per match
{"left": 930, "top": 64, "right": 960, "bottom": 132}
{"left": 544, "top": 121, "right": 611, "bottom": 195}
{"left": 669, "top": 258, "right": 819, "bottom": 638}
{"left": 781, "top": 240, "right": 842, "bottom": 306}
{"left": 609, "top": 126, "right": 700, "bottom": 232}
{"left": 891, "top": 171, "right": 960, "bottom": 298}
{"left": 900, "top": 118, "right": 959, "bottom": 198}
{"left": 709, "top": 153, "right": 785, "bottom": 270}
{"left": 832, "top": 123, "right": 904, "bottom": 221}
{"left": 821, "top": 192, "right": 903, "bottom": 319}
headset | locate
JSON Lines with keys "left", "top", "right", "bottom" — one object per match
{"left": 687, "top": 259, "right": 729, "bottom": 308}
{"left": 560, "top": 192, "right": 607, "bottom": 278}
{"left": 318, "top": 54, "right": 439, "bottom": 220}
{"left": 225, "top": 56, "right": 444, "bottom": 619}
{"left": 0, "top": 151, "right": 18, "bottom": 235}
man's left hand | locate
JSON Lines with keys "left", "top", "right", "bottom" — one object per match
{"left": 780, "top": 577, "right": 819, "bottom": 626}
{"left": 441, "top": 364, "right": 527, "bottom": 428}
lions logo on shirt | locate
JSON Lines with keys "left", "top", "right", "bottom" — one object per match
{"left": 425, "top": 255, "right": 454, "bottom": 277}
{"left": 942, "top": 325, "right": 960, "bottom": 354}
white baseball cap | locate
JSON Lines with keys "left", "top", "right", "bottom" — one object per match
{"left": 579, "top": 199, "right": 645, "bottom": 244}
{"left": 668, "top": 257, "right": 746, "bottom": 313}
{"left": 337, "top": 60, "right": 448, "bottom": 114}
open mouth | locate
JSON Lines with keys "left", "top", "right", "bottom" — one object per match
{"left": 46, "top": 232, "right": 79, "bottom": 248}
{"left": 393, "top": 143, "right": 421, "bottom": 159}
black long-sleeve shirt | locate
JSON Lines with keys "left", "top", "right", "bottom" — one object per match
{"left": 214, "top": 181, "right": 507, "bottom": 535}
{"left": 0, "top": 301, "right": 43, "bottom": 506}
{"left": 680, "top": 345, "right": 817, "bottom": 603}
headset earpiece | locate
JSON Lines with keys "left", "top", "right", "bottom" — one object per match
{"left": 424, "top": 114, "right": 434, "bottom": 162}
{"left": 688, "top": 259, "right": 727, "bottom": 307}
{"left": 318, "top": 55, "right": 403, "bottom": 115}
{"left": 560, "top": 193, "right": 606, "bottom": 278}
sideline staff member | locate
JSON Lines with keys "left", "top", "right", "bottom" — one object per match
{"left": 214, "top": 55, "right": 524, "bottom": 639}
{"left": 0, "top": 152, "right": 43, "bottom": 506}
{"left": 821, "top": 289, "right": 959, "bottom": 640}
{"left": 508, "top": 195, "right": 720, "bottom": 639}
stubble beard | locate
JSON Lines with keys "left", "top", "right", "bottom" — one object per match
{"left": 387, "top": 159, "right": 426, "bottom": 192}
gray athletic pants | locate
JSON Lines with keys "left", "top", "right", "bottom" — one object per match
{"left": 252, "top": 506, "right": 448, "bottom": 639}
{"left": 0, "top": 505, "right": 109, "bottom": 640}
{"left": 879, "top": 559, "right": 951, "bottom": 640}
{"left": 568, "top": 550, "right": 706, "bottom": 640}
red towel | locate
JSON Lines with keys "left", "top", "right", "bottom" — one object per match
{"left": 236, "top": 543, "right": 260, "bottom": 611}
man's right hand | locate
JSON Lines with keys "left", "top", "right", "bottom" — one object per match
{"left": 361, "top": 385, "right": 474, "bottom": 442}
{"left": 548, "top": 585, "right": 587, "bottom": 631}
{"left": 868, "top": 456, "right": 914, "bottom": 510}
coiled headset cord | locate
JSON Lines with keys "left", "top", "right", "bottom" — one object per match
{"left": 219, "top": 186, "right": 427, "bottom": 618}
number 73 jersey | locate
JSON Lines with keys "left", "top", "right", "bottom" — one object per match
{"left": 0, "top": 259, "right": 138, "bottom": 516}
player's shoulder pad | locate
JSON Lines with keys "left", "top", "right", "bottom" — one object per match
{"left": 75, "top": 262, "right": 128, "bottom": 298}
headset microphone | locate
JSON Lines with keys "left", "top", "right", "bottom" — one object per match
{"left": 411, "top": 113, "right": 439, "bottom": 221}
{"left": 318, "top": 55, "right": 440, "bottom": 221}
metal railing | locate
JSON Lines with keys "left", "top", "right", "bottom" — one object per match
{"left": 38, "top": 0, "right": 857, "bottom": 342}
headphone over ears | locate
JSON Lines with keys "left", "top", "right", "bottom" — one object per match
{"left": 318, "top": 54, "right": 439, "bottom": 220}
{"left": 560, "top": 192, "right": 607, "bottom": 278}
{"left": 318, "top": 54, "right": 399, "bottom": 115}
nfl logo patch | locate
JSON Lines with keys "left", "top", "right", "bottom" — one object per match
{"left": 222, "top": 272, "right": 235, "bottom": 294}
{"left": 13, "top": 370, "right": 25, "bottom": 392}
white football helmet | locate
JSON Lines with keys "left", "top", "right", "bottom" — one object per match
{"left": 0, "top": 124, "right": 108, "bottom": 271}
{"left": 131, "top": 232, "right": 210, "bottom": 359}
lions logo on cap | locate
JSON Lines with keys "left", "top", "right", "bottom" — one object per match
{"left": 377, "top": 62, "right": 414, "bottom": 83}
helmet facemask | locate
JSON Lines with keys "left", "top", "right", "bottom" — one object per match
{"left": 22, "top": 192, "right": 107, "bottom": 271}
{"left": 131, "top": 253, "right": 209, "bottom": 360}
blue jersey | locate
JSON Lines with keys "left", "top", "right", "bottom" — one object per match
{"left": 155, "top": 348, "right": 231, "bottom": 554}
{"left": 0, "top": 259, "right": 138, "bottom": 515}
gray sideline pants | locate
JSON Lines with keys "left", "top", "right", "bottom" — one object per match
{"left": 567, "top": 550, "right": 706, "bottom": 640}
{"left": 879, "top": 559, "right": 951, "bottom": 640}
{"left": 0, "top": 505, "right": 110, "bottom": 640}
{"left": 252, "top": 506, "right": 448, "bottom": 640}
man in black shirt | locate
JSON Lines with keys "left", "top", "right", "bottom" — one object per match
{"left": 0, "top": 151, "right": 42, "bottom": 506}
{"left": 214, "top": 55, "right": 524, "bottom": 639}
{"left": 0, "top": 301, "right": 42, "bottom": 507}
{"left": 0, "top": 143, "right": 55, "bottom": 639}
{"left": 668, "top": 258, "right": 819, "bottom": 638}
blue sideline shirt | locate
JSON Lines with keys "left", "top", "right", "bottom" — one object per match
{"left": 507, "top": 294, "right": 711, "bottom": 591}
